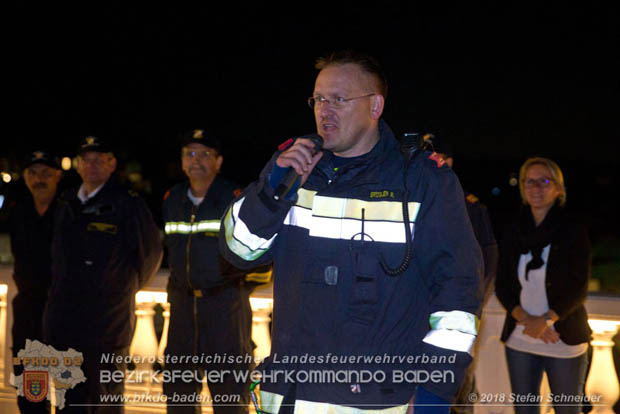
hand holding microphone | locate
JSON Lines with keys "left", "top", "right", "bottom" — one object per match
{"left": 273, "top": 135, "right": 324, "bottom": 200}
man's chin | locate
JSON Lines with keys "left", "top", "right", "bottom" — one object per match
{"left": 319, "top": 134, "right": 337, "bottom": 150}
{"left": 188, "top": 171, "right": 210, "bottom": 180}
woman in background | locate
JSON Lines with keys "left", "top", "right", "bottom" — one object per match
{"left": 496, "top": 157, "right": 591, "bottom": 414}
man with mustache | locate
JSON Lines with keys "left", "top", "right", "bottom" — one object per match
{"left": 1, "top": 151, "right": 62, "bottom": 414}
{"left": 220, "top": 51, "right": 483, "bottom": 413}
{"left": 162, "top": 130, "right": 269, "bottom": 414}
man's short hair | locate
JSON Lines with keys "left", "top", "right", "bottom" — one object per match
{"left": 315, "top": 50, "right": 388, "bottom": 99}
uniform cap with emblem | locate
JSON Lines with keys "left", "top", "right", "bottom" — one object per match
{"left": 77, "top": 136, "right": 113, "bottom": 155}
{"left": 24, "top": 150, "right": 61, "bottom": 170}
{"left": 180, "top": 129, "right": 222, "bottom": 154}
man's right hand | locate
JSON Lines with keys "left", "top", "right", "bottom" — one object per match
{"left": 276, "top": 138, "right": 324, "bottom": 186}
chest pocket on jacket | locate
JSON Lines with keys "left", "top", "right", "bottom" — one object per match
{"left": 348, "top": 246, "right": 380, "bottom": 325}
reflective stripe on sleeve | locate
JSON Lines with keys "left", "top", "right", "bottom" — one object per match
{"left": 223, "top": 197, "right": 277, "bottom": 261}
{"left": 422, "top": 329, "right": 477, "bottom": 355}
{"left": 423, "top": 311, "right": 479, "bottom": 354}
{"left": 259, "top": 390, "right": 284, "bottom": 414}
{"left": 429, "top": 311, "right": 479, "bottom": 336}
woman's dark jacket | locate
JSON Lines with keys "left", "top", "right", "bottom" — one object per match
{"left": 495, "top": 206, "right": 592, "bottom": 345}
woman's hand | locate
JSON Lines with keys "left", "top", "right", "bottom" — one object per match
{"left": 522, "top": 315, "right": 560, "bottom": 343}
{"left": 521, "top": 315, "right": 549, "bottom": 339}
{"left": 539, "top": 327, "right": 560, "bottom": 344}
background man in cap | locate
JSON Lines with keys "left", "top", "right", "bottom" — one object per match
{"left": 0, "top": 151, "right": 62, "bottom": 414}
{"left": 43, "top": 136, "right": 162, "bottom": 413}
{"left": 162, "top": 129, "right": 270, "bottom": 414}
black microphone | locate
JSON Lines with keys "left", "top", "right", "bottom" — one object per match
{"left": 273, "top": 134, "right": 324, "bottom": 200}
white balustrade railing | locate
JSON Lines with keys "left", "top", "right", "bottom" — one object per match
{"left": 1, "top": 266, "right": 619, "bottom": 414}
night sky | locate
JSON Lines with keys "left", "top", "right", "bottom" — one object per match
{"left": 4, "top": 3, "right": 618, "bottom": 238}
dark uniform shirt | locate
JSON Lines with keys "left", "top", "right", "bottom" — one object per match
{"left": 6, "top": 191, "right": 56, "bottom": 296}
{"left": 44, "top": 175, "right": 162, "bottom": 351}
{"left": 2, "top": 189, "right": 57, "bottom": 359}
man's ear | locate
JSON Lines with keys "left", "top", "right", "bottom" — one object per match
{"left": 370, "top": 94, "right": 385, "bottom": 120}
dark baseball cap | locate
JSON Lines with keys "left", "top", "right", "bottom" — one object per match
{"left": 180, "top": 129, "right": 222, "bottom": 154}
{"left": 77, "top": 136, "right": 113, "bottom": 155}
{"left": 24, "top": 150, "right": 61, "bottom": 170}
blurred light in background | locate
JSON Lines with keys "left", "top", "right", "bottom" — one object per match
{"left": 62, "top": 157, "right": 72, "bottom": 171}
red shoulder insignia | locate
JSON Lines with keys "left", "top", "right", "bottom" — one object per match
{"left": 278, "top": 138, "right": 294, "bottom": 151}
{"left": 428, "top": 152, "right": 446, "bottom": 168}
{"left": 233, "top": 188, "right": 242, "bottom": 198}
{"left": 163, "top": 190, "right": 171, "bottom": 201}
{"left": 466, "top": 193, "right": 479, "bottom": 204}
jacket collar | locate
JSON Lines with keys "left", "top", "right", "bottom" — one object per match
{"left": 63, "top": 174, "right": 122, "bottom": 204}
{"left": 310, "top": 120, "right": 399, "bottom": 188}
{"left": 179, "top": 176, "right": 224, "bottom": 207}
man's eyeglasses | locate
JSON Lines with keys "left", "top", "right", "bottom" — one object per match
{"left": 182, "top": 150, "right": 214, "bottom": 159}
{"left": 524, "top": 177, "right": 554, "bottom": 189}
{"left": 78, "top": 155, "right": 113, "bottom": 166}
{"left": 307, "top": 93, "right": 375, "bottom": 109}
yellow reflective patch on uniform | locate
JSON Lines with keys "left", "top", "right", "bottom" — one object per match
{"left": 296, "top": 188, "right": 316, "bottom": 209}
{"left": 165, "top": 220, "right": 220, "bottom": 235}
{"left": 369, "top": 190, "right": 396, "bottom": 199}
{"left": 284, "top": 193, "right": 421, "bottom": 243}
{"left": 87, "top": 222, "right": 118, "bottom": 235}
{"left": 296, "top": 189, "right": 416, "bottom": 221}
{"left": 312, "top": 196, "right": 419, "bottom": 222}
{"left": 245, "top": 269, "right": 273, "bottom": 284}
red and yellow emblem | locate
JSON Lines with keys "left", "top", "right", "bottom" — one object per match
{"left": 428, "top": 152, "right": 446, "bottom": 168}
{"left": 24, "top": 371, "right": 48, "bottom": 403}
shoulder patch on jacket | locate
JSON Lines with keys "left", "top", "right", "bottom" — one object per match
{"left": 233, "top": 188, "right": 242, "bottom": 198}
{"left": 466, "top": 193, "right": 479, "bottom": 204}
{"left": 163, "top": 190, "right": 171, "bottom": 201}
{"left": 428, "top": 152, "right": 446, "bottom": 168}
{"left": 278, "top": 138, "right": 294, "bottom": 151}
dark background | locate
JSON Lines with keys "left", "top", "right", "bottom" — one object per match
{"left": 2, "top": 3, "right": 618, "bottom": 278}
